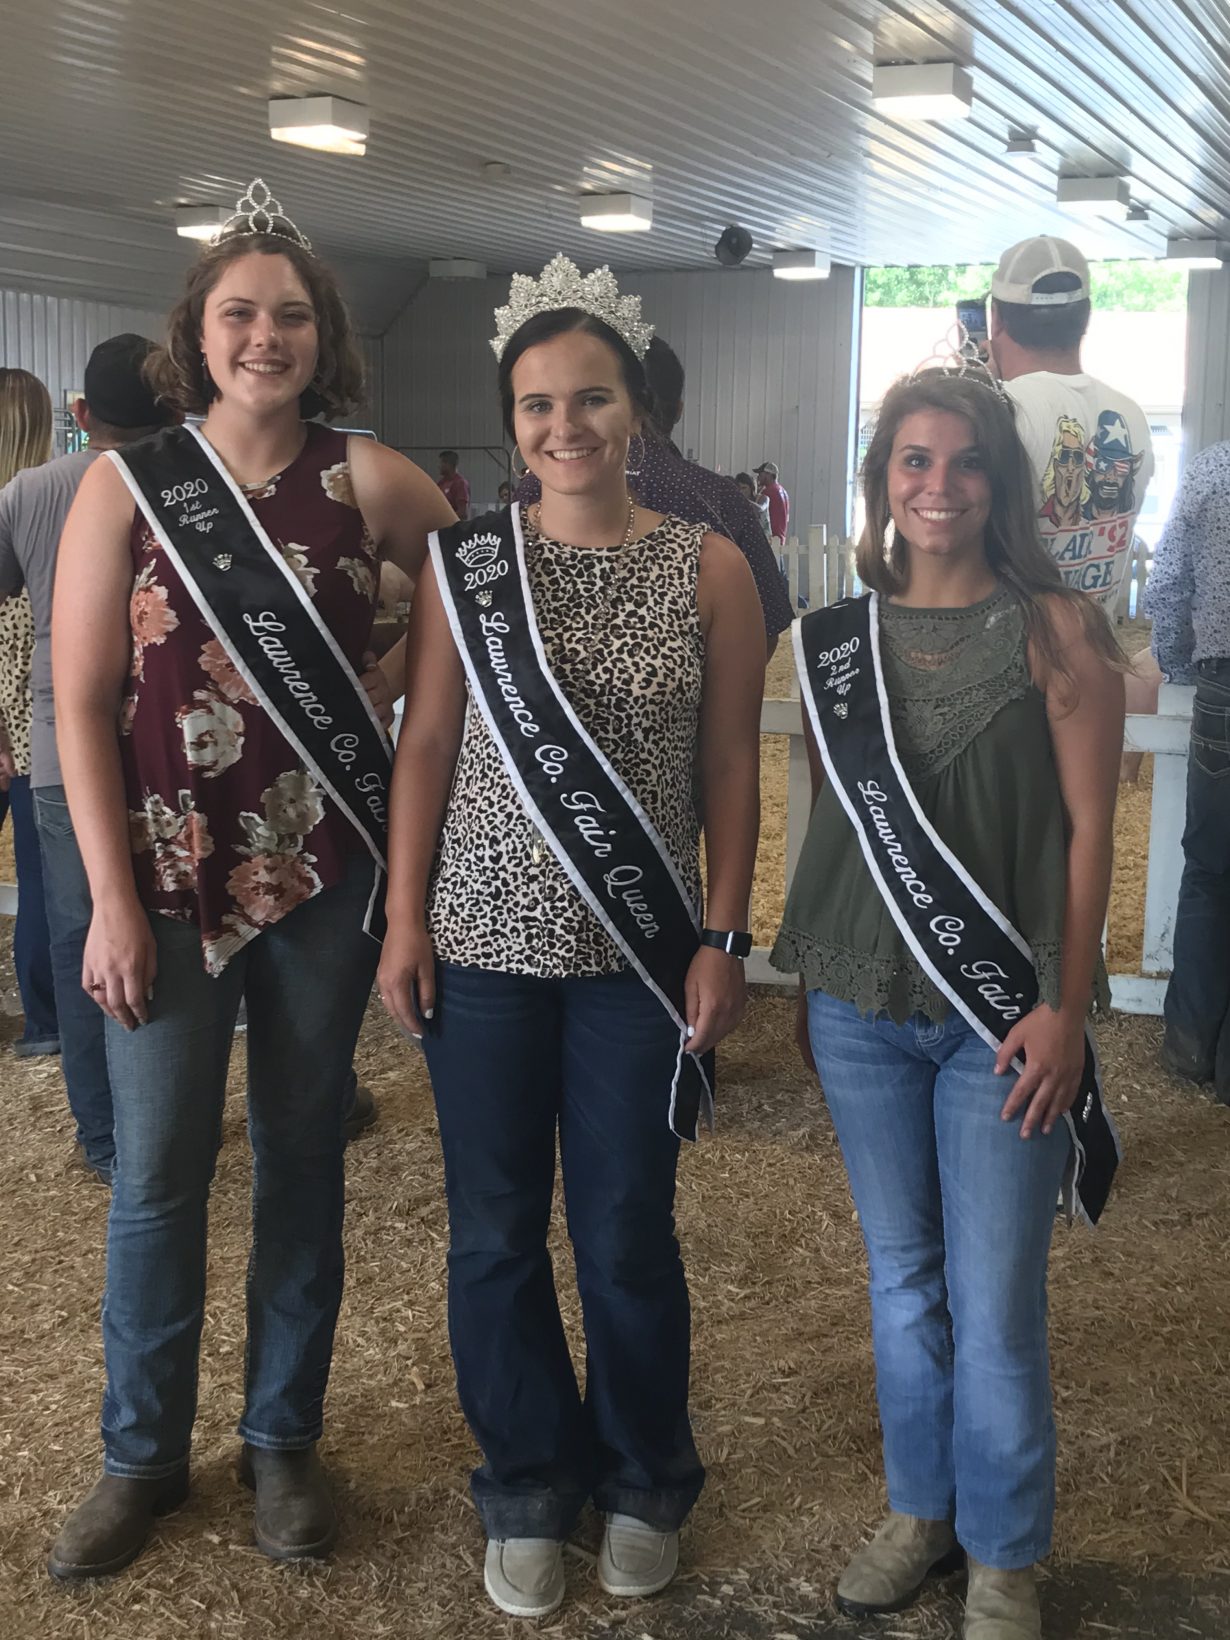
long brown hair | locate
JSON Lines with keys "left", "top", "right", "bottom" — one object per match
{"left": 858, "top": 369, "right": 1126, "bottom": 690}
{"left": 0, "top": 368, "right": 53, "bottom": 488}
{"left": 145, "top": 233, "right": 364, "bottom": 421}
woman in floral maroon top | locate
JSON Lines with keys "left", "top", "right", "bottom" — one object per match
{"left": 48, "top": 193, "right": 455, "bottom": 1582}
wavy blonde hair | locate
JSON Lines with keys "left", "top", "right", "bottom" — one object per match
{"left": 858, "top": 370, "right": 1125, "bottom": 691}
{"left": 0, "top": 368, "right": 53, "bottom": 488}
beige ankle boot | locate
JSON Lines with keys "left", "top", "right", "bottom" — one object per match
{"left": 964, "top": 1558, "right": 1041, "bottom": 1639}
{"left": 836, "top": 1510, "right": 963, "bottom": 1616}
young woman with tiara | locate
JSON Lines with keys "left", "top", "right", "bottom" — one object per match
{"left": 378, "top": 257, "right": 765, "bottom": 1617}
{"left": 48, "top": 181, "right": 455, "bottom": 1580}
{"left": 773, "top": 367, "right": 1124, "bottom": 1640}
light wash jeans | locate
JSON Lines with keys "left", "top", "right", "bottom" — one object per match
{"left": 807, "top": 989, "right": 1071, "bottom": 1569}
{"left": 100, "top": 856, "right": 380, "bottom": 1478}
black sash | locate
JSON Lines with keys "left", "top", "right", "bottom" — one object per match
{"left": 795, "top": 592, "right": 1119, "bottom": 1224}
{"left": 108, "top": 425, "right": 391, "bottom": 921}
{"left": 430, "top": 504, "right": 712, "bottom": 1139}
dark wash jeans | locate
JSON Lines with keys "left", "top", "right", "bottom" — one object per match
{"left": 1165, "top": 667, "right": 1230, "bottom": 1096}
{"left": 1, "top": 774, "right": 58, "bottom": 1046}
{"left": 422, "top": 961, "right": 704, "bottom": 1541}
{"left": 32, "top": 784, "right": 114, "bottom": 1172}
{"left": 99, "top": 856, "right": 379, "bottom": 1477}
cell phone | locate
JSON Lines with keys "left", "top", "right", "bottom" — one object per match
{"left": 957, "top": 297, "right": 988, "bottom": 343}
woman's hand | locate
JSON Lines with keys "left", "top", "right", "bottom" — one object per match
{"left": 794, "top": 988, "right": 817, "bottom": 1076}
{"left": 995, "top": 1003, "right": 1086, "bottom": 1138}
{"left": 378, "top": 921, "right": 436, "bottom": 1040}
{"left": 359, "top": 650, "right": 396, "bottom": 730}
{"left": 684, "top": 945, "right": 746, "bottom": 1056}
{"left": 82, "top": 896, "right": 156, "bottom": 1031}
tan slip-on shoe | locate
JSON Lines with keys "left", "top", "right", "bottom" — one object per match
{"left": 836, "top": 1510, "right": 964, "bottom": 1616}
{"left": 597, "top": 1513, "right": 679, "bottom": 1597}
{"left": 484, "top": 1538, "right": 566, "bottom": 1618}
{"left": 964, "top": 1558, "right": 1042, "bottom": 1639}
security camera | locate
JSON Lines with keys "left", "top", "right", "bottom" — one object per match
{"left": 714, "top": 225, "right": 754, "bottom": 268}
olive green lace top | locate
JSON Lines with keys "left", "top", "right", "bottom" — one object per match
{"left": 770, "top": 586, "right": 1109, "bottom": 1023}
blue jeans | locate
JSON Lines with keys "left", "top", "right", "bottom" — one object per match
{"left": 422, "top": 961, "right": 704, "bottom": 1540}
{"left": 1, "top": 775, "right": 58, "bottom": 1047}
{"left": 1164, "top": 670, "right": 1230, "bottom": 1095}
{"left": 99, "top": 855, "right": 379, "bottom": 1477}
{"left": 33, "top": 784, "right": 113, "bottom": 1172}
{"left": 807, "top": 991, "right": 1071, "bottom": 1569}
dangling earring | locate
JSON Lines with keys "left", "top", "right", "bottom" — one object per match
{"left": 201, "top": 351, "right": 217, "bottom": 401}
{"left": 626, "top": 432, "right": 646, "bottom": 473}
{"left": 511, "top": 444, "right": 527, "bottom": 474}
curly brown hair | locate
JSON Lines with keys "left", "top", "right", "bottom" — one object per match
{"left": 145, "top": 233, "right": 364, "bottom": 420}
{"left": 858, "top": 369, "right": 1126, "bottom": 693}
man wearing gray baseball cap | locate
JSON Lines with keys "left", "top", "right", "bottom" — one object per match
{"left": 988, "top": 235, "right": 1154, "bottom": 615}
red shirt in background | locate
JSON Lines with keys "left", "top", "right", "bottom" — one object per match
{"left": 761, "top": 479, "right": 790, "bottom": 542}
{"left": 437, "top": 471, "right": 470, "bottom": 518}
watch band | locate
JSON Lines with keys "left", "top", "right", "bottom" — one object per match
{"left": 700, "top": 927, "right": 753, "bottom": 958}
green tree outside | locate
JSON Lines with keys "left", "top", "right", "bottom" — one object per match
{"left": 864, "top": 262, "right": 1188, "bottom": 312}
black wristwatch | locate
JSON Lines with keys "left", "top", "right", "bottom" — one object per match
{"left": 700, "top": 927, "right": 753, "bottom": 958}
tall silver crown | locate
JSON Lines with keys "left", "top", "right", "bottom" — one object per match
{"left": 215, "top": 179, "right": 313, "bottom": 253}
{"left": 491, "top": 254, "right": 654, "bottom": 361}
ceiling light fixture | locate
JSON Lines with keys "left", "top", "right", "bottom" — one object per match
{"left": 268, "top": 95, "right": 369, "bottom": 156}
{"left": 428, "top": 258, "right": 488, "bottom": 279}
{"left": 871, "top": 61, "right": 973, "bottom": 120}
{"left": 579, "top": 192, "right": 653, "bottom": 232}
{"left": 174, "top": 204, "right": 229, "bottom": 241}
{"left": 1165, "top": 238, "right": 1230, "bottom": 270}
{"left": 1056, "top": 175, "right": 1130, "bottom": 219}
{"left": 772, "top": 249, "right": 831, "bottom": 281}
{"left": 1126, "top": 201, "right": 1151, "bottom": 222}
{"left": 1005, "top": 129, "right": 1038, "bottom": 155}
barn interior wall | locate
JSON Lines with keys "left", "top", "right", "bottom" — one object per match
{"left": 379, "top": 265, "right": 863, "bottom": 532}
{"left": 1184, "top": 267, "right": 1230, "bottom": 457}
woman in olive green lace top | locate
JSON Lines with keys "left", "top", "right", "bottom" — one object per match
{"left": 772, "top": 372, "right": 1124, "bottom": 1640}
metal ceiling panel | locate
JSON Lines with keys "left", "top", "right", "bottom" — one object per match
{"left": 0, "top": 0, "right": 1226, "bottom": 314}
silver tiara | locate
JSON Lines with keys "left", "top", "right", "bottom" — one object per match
{"left": 907, "top": 322, "right": 1010, "bottom": 402}
{"left": 215, "top": 179, "right": 313, "bottom": 253}
{"left": 491, "top": 254, "right": 654, "bottom": 361}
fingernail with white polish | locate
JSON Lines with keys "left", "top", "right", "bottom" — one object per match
{"left": 424, "top": 1007, "right": 434, "bottom": 1020}
{"left": 686, "top": 1026, "right": 696, "bottom": 1039}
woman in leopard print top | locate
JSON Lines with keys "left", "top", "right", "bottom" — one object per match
{"left": 380, "top": 299, "right": 765, "bottom": 1618}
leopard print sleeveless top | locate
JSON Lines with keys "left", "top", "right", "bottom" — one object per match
{"left": 428, "top": 512, "right": 706, "bottom": 977}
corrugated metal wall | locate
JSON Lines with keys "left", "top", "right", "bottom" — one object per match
{"left": 380, "top": 267, "right": 863, "bottom": 534}
{"left": 1185, "top": 269, "right": 1230, "bottom": 457}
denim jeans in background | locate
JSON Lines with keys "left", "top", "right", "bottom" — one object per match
{"left": 1, "top": 774, "right": 58, "bottom": 1047}
{"left": 422, "top": 961, "right": 704, "bottom": 1541}
{"left": 33, "top": 784, "right": 113, "bottom": 1173}
{"left": 1164, "top": 667, "right": 1230, "bottom": 1097}
{"left": 806, "top": 990, "right": 1071, "bottom": 1570}
{"left": 100, "top": 855, "right": 379, "bottom": 1477}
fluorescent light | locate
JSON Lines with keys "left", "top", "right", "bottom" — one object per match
{"left": 268, "top": 95, "right": 369, "bottom": 156}
{"left": 1056, "top": 175, "right": 1130, "bottom": 219}
{"left": 773, "top": 249, "right": 831, "bottom": 281}
{"left": 872, "top": 62, "right": 973, "bottom": 120}
{"left": 579, "top": 192, "right": 653, "bottom": 232}
{"left": 428, "top": 258, "right": 488, "bottom": 279}
{"left": 1165, "top": 238, "right": 1230, "bottom": 270}
{"left": 174, "top": 204, "right": 228, "bottom": 241}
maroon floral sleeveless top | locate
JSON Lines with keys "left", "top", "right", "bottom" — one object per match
{"left": 120, "top": 423, "right": 379, "bottom": 974}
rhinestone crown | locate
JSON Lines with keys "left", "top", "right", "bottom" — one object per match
{"left": 907, "top": 323, "right": 1010, "bottom": 401}
{"left": 491, "top": 254, "right": 654, "bottom": 361}
{"left": 215, "top": 179, "right": 313, "bottom": 254}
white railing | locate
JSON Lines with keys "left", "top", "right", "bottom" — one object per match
{"left": 748, "top": 683, "right": 1195, "bottom": 1014}
{"left": 777, "top": 530, "right": 857, "bottom": 610}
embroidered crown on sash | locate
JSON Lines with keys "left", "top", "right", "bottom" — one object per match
{"left": 215, "top": 179, "right": 313, "bottom": 254}
{"left": 491, "top": 255, "right": 654, "bottom": 361}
